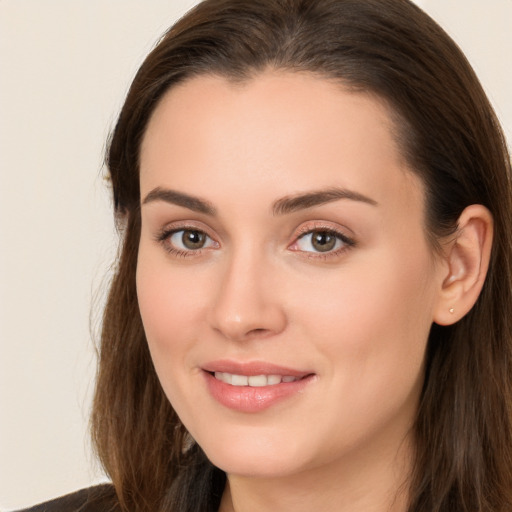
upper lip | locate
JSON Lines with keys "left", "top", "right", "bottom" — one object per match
{"left": 202, "top": 359, "right": 313, "bottom": 377}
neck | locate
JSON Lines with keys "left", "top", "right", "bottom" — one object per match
{"left": 219, "top": 434, "right": 413, "bottom": 512}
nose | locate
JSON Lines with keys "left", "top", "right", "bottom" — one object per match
{"left": 208, "top": 250, "right": 287, "bottom": 342}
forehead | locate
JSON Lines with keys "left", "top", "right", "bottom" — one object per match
{"left": 139, "top": 71, "right": 422, "bottom": 218}
{"left": 141, "top": 71, "right": 400, "bottom": 160}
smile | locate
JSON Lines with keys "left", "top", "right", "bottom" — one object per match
{"left": 213, "top": 372, "right": 301, "bottom": 386}
{"left": 202, "top": 362, "right": 315, "bottom": 412}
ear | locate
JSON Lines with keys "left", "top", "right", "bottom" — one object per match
{"left": 433, "top": 204, "right": 493, "bottom": 326}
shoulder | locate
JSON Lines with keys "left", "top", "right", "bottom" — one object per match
{"left": 15, "top": 484, "right": 119, "bottom": 512}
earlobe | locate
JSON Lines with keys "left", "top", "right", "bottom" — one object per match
{"left": 433, "top": 204, "right": 493, "bottom": 326}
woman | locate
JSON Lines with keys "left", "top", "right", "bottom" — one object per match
{"left": 21, "top": 0, "right": 512, "bottom": 511}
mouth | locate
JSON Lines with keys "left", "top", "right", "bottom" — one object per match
{"left": 202, "top": 361, "right": 315, "bottom": 412}
{"left": 210, "top": 372, "right": 305, "bottom": 386}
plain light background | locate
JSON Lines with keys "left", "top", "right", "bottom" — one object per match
{"left": 1, "top": 0, "right": 511, "bottom": 509}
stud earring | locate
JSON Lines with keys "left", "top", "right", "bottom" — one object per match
{"left": 449, "top": 307, "right": 455, "bottom": 314}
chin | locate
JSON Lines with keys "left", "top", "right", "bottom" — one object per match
{"left": 195, "top": 427, "right": 312, "bottom": 478}
{"left": 207, "top": 450, "right": 306, "bottom": 478}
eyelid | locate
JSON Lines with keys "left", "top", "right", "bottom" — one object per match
{"left": 293, "top": 220, "right": 355, "bottom": 238}
{"left": 155, "top": 219, "right": 217, "bottom": 238}
{"left": 288, "top": 221, "right": 356, "bottom": 258}
{"left": 154, "top": 221, "right": 220, "bottom": 257}
{"left": 152, "top": 219, "right": 355, "bottom": 259}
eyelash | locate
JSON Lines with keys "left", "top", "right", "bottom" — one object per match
{"left": 291, "top": 224, "right": 356, "bottom": 260}
{"left": 155, "top": 223, "right": 356, "bottom": 260}
{"left": 155, "top": 225, "right": 217, "bottom": 258}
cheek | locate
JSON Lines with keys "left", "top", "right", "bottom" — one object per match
{"left": 136, "top": 255, "right": 213, "bottom": 427}
{"left": 136, "top": 249, "right": 208, "bottom": 366}
{"left": 292, "top": 245, "right": 437, "bottom": 391}
{"left": 289, "top": 250, "right": 436, "bottom": 451}
{"left": 302, "top": 258, "right": 431, "bottom": 325}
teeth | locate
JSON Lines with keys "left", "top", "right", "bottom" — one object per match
{"left": 248, "top": 375, "right": 267, "bottom": 387}
{"left": 214, "top": 372, "right": 299, "bottom": 386}
{"left": 267, "top": 375, "right": 282, "bottom": 385}
{"left": 232, "top": 374, "right": 248, "bottom": 386}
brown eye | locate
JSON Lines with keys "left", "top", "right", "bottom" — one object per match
{"left": 181, "top": 230, "right": 207, "bottom": 249}
{"left": 164, "top": 228, "right": 216, "bottom": 253}
{"left": 311, "top": 231, "right": 337, "bottom": 252}
{"left": 293, "top": 228, "right": 354, "bottom": 255}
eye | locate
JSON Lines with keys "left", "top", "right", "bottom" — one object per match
{"left": 158, "top": 227, "right": 218, "bottom": 256}
{"left": 170, "top": 229, "right": 213, "bottom": 250}
{"left": 291, "top": 228, "right": 355, "bottom": 255}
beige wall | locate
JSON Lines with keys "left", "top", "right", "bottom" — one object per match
{"left": 1, "top": 0, "right": 511, "bottom": 509}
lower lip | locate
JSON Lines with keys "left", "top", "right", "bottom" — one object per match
{"left": 203, "top": 371, "right": 315, "bottom": 413}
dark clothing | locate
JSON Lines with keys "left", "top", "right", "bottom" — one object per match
{"left": 16, "top": 485, "right": 118, "bottom": 512}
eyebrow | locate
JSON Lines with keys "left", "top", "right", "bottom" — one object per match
{"left": 141, "top": 185, "right": 377, "bottom": 216}
{"left": 142, "top": 187, "right": 217, "bottom": 216}
{"left": 272, "top": 187, "right": 378, "bottom": 215}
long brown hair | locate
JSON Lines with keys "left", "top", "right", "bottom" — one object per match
{"left": 91, "top": 1, "right": 512, "bottom": 511}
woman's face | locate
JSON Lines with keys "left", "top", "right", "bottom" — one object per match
{"left": 137, "top": 71, "right": 447, "bottom": 479}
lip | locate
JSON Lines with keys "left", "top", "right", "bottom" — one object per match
{"left": 202, "top": 360, "right": 315, "bottom": 413}
{"left": 202, "top": 359, "right": 311, "bottom": 377}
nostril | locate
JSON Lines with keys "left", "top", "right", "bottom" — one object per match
{"left": 246, "top": 328, "right": 271, "bottom": 338}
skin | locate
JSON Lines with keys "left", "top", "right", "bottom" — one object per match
{"left": 136, "top": 71, "right": 454, "bottom": 512}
